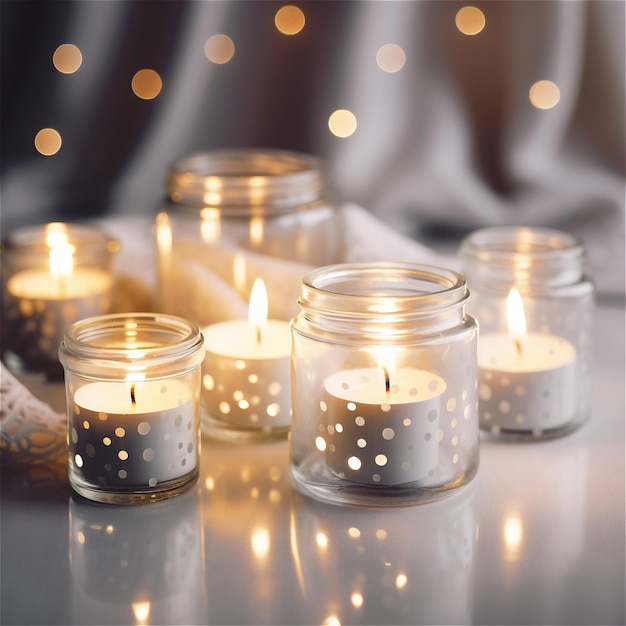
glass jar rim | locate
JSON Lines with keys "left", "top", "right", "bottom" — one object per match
{"left": 166, "top": 148, "right": 328, "bottom": 211}
{"left": 459, "top": 226, "right": 586, "bottom": 288}
{"left": 460, "top": 226, "right": 584, "bottom": 263}
{"left": 1, "top": 222, "right": 119, "bottom": 258}
{"left": 299, "top": 262, "right": 468, "bottom": 317}
{"left": 59, "top": 313, "right": 205, "bottom": 378}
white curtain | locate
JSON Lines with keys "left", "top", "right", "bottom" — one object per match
{"left": 1, "top": 1, "right": 624, "bottom": 296}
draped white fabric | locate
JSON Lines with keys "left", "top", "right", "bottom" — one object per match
{"left": 1, "top": 1, "right": 624, "bottom": 295}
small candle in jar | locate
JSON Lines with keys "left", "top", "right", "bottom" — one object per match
{"left": 477, "top": 288, "right": 577, "bottom": 435}
{"left": 319, "top": 354, "right": 446, "bottom": 485}
{"left": 69, "top": 377, "right": 197, "bottom": 488}
{"left": 201, "top": 278, "right": 291, "bottom": 435}
{"left": 3, "top": 222, "right": 114, "bottom": 366}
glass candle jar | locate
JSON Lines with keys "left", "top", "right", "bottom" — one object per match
{"left": 58, "top": 313, "right": 205, "bottom": 504}
{"left": 459, "top": 227, "right": 594, "bottom": 440}
{"left": 290, "top": 263, "right": 479, "bottom": 507}
{"left": 155, "top": 148, "right": 340, "bottom": 329}
{"left": 1, "top": 222, "right": 118, "bottom": 376}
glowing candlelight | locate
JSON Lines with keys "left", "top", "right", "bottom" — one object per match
{"left": 506, "top": 288, "right": 526, "bottom": 358}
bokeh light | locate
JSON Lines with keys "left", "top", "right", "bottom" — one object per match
{"left": 34, "top": 128, "right": 62, "bottom": 155}
{"left": 204, "top": 34, "right": 235, "bottom": 64}
{"left": 529, "top": 80, "right": 560, "bottom": 109}
{"left": 455, "top": 6, "right": 486, "bottom": 35}
{"left": 376, "top": 44, "right": 406, "bottom": 73}
{"left": 53, "top": 44, "right": 82, "bottom": 73}
{"left": 131, "top": 69, "right": 162, "bottom": 100}
{"left": 328, "top": 109, "right": 357, "bottom": 138}
{"left": 275, "top": 5, "right": 305, "bottom": 35}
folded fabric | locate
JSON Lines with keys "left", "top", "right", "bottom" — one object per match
{"left": 0, "top": 362, "right": 66, "bottom": 468}
{"left": 105, "top": 202, "right": 458, "bottom": 325}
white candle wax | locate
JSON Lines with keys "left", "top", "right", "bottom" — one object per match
{"left": 69, "top": 379, "right": 198, "bottom": 488}
{"left": 477, "top": 332, "right": 577, "bottom": 433}
{"left": 320, "top": 367, "right": 446, "bottom": 485}
{"left": 6, "top": 268, "right": 113, "bottom": 362}
{"left": 201, "top": 320, "right": 291, "bottom": 429}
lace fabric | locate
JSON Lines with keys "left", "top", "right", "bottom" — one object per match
{"left": 1, "top": 362, "right": 66, "bottom": 468}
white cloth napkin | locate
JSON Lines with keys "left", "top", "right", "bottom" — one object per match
{"left": 1, "top": 203, "right": 455, "bottom": 467}
{"left": 105, "top": 202, "right": 458, "bottom": 324}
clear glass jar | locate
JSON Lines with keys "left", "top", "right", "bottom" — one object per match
{"left": 459, "top": 227, "right": 594, "bottom": 440}
{"left": 1, "top": 222, "right": 118, "bottom": 376}
{"left": 290, "top": 262, "right": 479, "bottom": 507}
{"left": 155, "top": 148, "right": 340, "bottom": 329}
{"left": 58, "top": 313, "right": 205, "bottom": 504}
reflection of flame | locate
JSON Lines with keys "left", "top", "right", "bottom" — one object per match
{"left": 251, "top": 527, "right": 270, "bottom": 560}
{"left": 248, "top": 278, "right": 268, "bottom": 343}
{"left": 503, "top": 513, "right": 523, "bottom": 562}
{"left": 249, "top": 215, "right": 264, "bottom": 246}
{"left": 506, "top": 288, "right": 527, "bottom": 357}
{"left": 155, "top": 212, "right": 172, "bottom": 253}
{"left": 233, "top": 253, "right": 247, "bottom": 295}
{"left": 132, "top": 601, "right": 150, "bottom": 624}
{"left": 200, "top": 208, "right": 220, "bottom": 243}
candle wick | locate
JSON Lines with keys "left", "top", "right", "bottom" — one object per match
{"left": 256, "top": 324, "right": 262, "bottom": 346}
{"left": 514, "top": 339, "right": 523, "bottom": 358}
{"left": 130, "top": 384, "right": 136, "bottom": 406}
{"left": 384, "top": 367, "right": 390, "bottom": 396}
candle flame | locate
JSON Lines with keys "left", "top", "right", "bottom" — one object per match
{"left": 506, "top": 288, "right": 527, "bottom": 357}
{"left": 46, "top": 223, "right": 75, "bottom": 289}
{"left": 248, "top": 278, "right": 268, "bottom": 345}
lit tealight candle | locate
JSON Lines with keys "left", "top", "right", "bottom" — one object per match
{"left": 477, "top": 288, "right": 577, "bottom": 435}
{"left": 69, "top": 375, "right": 197, "bottom": 488}
{"left": 320, "top": 351, "right": 446, "bottom": 485}
{"left": 3, "top": 223, "right": 115, "bottom": 368}
{"left": 201, "top": 278, "right": 291, "bottom": 437}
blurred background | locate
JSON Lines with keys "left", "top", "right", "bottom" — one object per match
{"left": 1, "top": 0, "right": 624, "bottom": 297}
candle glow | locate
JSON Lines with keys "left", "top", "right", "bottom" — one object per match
{"left": 248, "top": 278, "right": 268, "bottom": 344}
{"left": 506, "top": 288, "right": 526, "bottom": 357}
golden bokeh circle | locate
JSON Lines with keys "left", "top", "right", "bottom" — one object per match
{"left": 53, "top": 44, "right": 83, "bottom": 74}
{"left": 455, "top": 6, "right": 486, "bottom": 36}
{"left": 34, "top": 128, "right": 62, "bottom": 156}
{"left": 131, "top": 69, "right": 163, "bottom": 100}
{"left": 328, "top": 109, "right": 357, "bottom": 138}
{"left": 529, "top": 80, "right": 561, "bottom": 109}
{"left": 275, "top": 5, "right": 305, "bottom": 35}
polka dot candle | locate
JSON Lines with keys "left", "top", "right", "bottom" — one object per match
{"left": 201, "top": 278, "right": 291, "bottom": 441}
{"left": 320, "top": 367, "right": 445, "bottom": 485}
{"left": 478, "top": 332, "right": 576, "bottom": 435}
{"left": 59, "top": 313, "right": 205, "bottom": 504}
{"left": 69, "top": 380, "right": 197, "bottom": 488}
{"left": 459, "top": 226, "right": 594, "bottom": 440}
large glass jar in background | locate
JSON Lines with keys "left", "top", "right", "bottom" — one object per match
{"left": 155, "top": 149, "right": 340, "bottom": 328}
{"left": 290, "top": 262, "right": 480, "bottom": 507}
{"left": 459, "top": 227, "right": 594, "bottom": 441}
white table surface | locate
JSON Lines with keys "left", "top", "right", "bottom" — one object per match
{"left": 1, "top": 302, "right": 624, "bottom": 626}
